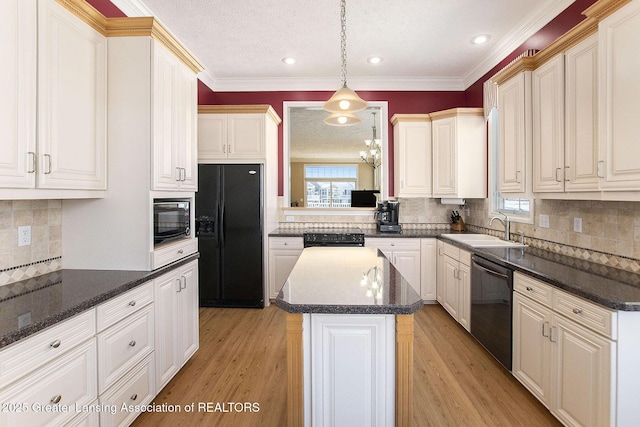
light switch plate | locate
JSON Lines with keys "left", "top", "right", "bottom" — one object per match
{"left": 539, "top": 214, "right": 550, "bottom": 228}
{"left": 573, "top": 217, "right": 582, "bottom": 233}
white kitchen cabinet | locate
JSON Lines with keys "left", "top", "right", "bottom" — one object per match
{"left": 198, "top": 106, "right": 281, "bottom": 162}
{"left": 268, "top": 237, "right": 304, "bottom": 300}
{"left": 437, "top": 242, "right": 471, "bottom": 331}
{"left": 497, "top": 71, "right": 532, "bottom": 193}
{"left": 532, "top": 55, "right": 565, "bottom": 193}
{"left": 564, "top": 34, "right": 600, "bottom": 192}
{"left": 436, "top": 240, "right": 445, "bottom": 304}
{"left": 0, "top": 0, "right": 106, "bottom": 196}
{"left": 152, "top": 42, "right": 198, "bottom": 191}
{"left": 391, "top": 115, "right": 432, "bottom": 198}
{"left": 598, "top": 0, "right": 640, "bottom": 191}
{"left": 365, "top": 238, "right": 421, "bottom": 296}
{"left": 430, "top": 109, "right": 487, "bottom": 199}
{"left": 155, "top": 260, "right": 199, "bottom": 392}
{"left": 512, "top": 273, "right": 615, "bottom": 426}
{"left": 420, "top": 239, "right": 437, "bottom": 301}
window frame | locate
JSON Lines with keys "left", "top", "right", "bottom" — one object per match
{"left": 303, "top": 164, "right": 359, "bottom": 208}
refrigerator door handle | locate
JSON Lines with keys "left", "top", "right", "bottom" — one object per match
{"left": 220, "top": 204, "right": 225, "bottom": 248}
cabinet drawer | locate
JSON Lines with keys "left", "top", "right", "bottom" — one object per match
{"left": 442, "top": 242, "right": 460, "bottom": 260}
{"left": 0, "top": 340, "right": 97, "bottom": 427}
{"left": 97, "top": 305, "right": 154, "bottom": 393}
{"left": 152, "top": 238, "right": 198, "bottom": 270}
{"left": 366, "top": 238, "right": 421, "bottom": 251}
{"left": 99, "top": 354, "right": 155, "bottom": 427}
{"left": 459, "top": 249, "right": 471, "bottom": 266}
{"left": 514, "top": 272, "right": 553, "bottom": 308}
{"left": 553, "top": 290, "right": 617, "bottom": 339}
{"left": 0, "top": 310, "right": 95, "bottom": 389}
{"left": 97, "top": 281, "right": 153, "bottom": 332}
{"left": 269, "top": 237, "right": 304, "bottom": 250}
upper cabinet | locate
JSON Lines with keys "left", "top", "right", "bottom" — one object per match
{"left": 497, "top": 71, "right": 532, "bottom": 194}
{"left": 598, "top": 0, "right": 640, "bottom": 191}
{"left": 431, "top": 108, "right": 486, "bottom": 199}
{"left": 198, "top": 106, "right": 281, "bottom": 162}
{"left": 391, "top": 114, "right": 432, "bottom": 198}
{"left": 0, "top": 0, "right": 107, "bottom": 197}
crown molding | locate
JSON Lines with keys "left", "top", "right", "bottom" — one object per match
{"left": 108, "top": 0, "right": 154, "bottom": 17}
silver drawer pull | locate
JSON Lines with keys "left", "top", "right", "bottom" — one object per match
{"left": 131, "top": 394, "right": 138, "bottom": 401}
{"left": 178, "top": 249, "right": 184, "bottom": 254}
{"left": 50, "top": 395, "right": 62, "bottom": 404}
{"left": 50, "top": 340, "right": 61, "bottom": 349}
{"left": 129, "top": 301, "right": 136, "bottom": 307}
{"left": 129, "top": 340, "right": 136, "bottom": 347}
{"left": 526, "top": 286, "right": 533, "bottom": 292}
{"left": 572, "top": 308, "right": 583, "bottom": 315}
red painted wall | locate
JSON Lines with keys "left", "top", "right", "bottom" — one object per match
{"left": 85, "top": 0, "right": 126, "bottom": 17}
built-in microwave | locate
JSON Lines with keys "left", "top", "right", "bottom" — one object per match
{"left": 153, "top": 199, "right": 191, "bottom": 246}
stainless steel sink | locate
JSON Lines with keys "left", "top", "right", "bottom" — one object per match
{"left": 441, "top": 234, "right": 526, "bottom": 248}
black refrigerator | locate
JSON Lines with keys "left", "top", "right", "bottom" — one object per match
{"left": 195, "top": 164, "right": 264, "bottom": 308}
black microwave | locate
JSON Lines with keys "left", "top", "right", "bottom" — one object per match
{"left": 153, "top": 199, "right": 190, "bottom": 245}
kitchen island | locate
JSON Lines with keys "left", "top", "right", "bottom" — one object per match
{"left": 275, "top": 246, "right": 423, "bottom": 427}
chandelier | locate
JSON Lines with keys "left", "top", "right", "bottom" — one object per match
{"left": 323, "top": 0, "right": 367, "bottom": 126}
{"left": 360, "top": 112, "right": 381, "bottom": 169}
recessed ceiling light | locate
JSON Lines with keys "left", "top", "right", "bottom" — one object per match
{"left": 367, "top": 56, "right": 383, "bottom": 65}
{"left": 471, "top": 34, "right": 490, "bottom": 45}
{"left": 282, "top": 57, "right": 296, "bottom": 65}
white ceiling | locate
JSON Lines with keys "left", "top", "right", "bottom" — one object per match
{"left": 112, "top": 0, "right": 576, "bottom": 92}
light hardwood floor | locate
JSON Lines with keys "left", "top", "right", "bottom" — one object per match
{"left": 132, "top": 304, "right": 560, "bottom": 426}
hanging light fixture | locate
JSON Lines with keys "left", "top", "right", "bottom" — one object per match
{"left": 360, "top": 112, "right": 381, "bottom": 169}
{"left": 323, "top": 0, "right": 367, "bottom": 126}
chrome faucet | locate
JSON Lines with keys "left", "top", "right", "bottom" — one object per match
{"left": 489, "top": 212, "right": 511, "bottom": 241}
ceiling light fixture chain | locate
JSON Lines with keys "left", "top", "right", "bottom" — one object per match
{"left": 340, "top": 0, "right": 347, "bottom": 88}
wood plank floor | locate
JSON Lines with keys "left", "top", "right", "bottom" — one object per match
{"left": 132, "top": 304, "right": 560, "bottom": 426}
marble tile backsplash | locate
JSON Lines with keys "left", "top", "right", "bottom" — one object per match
{"left": 0, "top": 200, "right": 62, "bottom": 286}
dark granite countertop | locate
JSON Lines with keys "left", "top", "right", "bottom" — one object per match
{"left": 0, "top": 253, "right": 199, "bottom": 349}
{"left": 268, "top": 227, "right": 449, "bottom": 238}
{"left": 437, "top": 235, "right": 640, "bottom": 312}
{"left": 275, "top": 247, "right": 423, "bottom": 315}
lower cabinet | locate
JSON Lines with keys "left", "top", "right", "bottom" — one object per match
{"left": 420, "top": 239, "right": 437, "bottom": 301}
{"left": 436, "top": 241, "right": 470, "bottom": 331}
{"left": 268, "top": 237, "right": 304, "bottom": 300}
{"left": 155, "top": 259, "right": 199, "bottom": 392}
{"left": 513, "top": 272, "right": 615, "bottom": 427}
{"left": 365, "top": 238, "right": 421, "bottom": 296}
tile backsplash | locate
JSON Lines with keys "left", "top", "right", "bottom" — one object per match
{"left": 0, "top": 200, "right": 62, "bottom": 286}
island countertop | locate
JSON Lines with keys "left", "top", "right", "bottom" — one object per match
{"left": 275, "top": 246, "right": 424, "bottom": 315}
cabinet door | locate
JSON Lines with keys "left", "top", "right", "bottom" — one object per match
{"left": 441, "top": 256, "right": 459, "bottom": 320}
{"left": 37, "top": 0, "right": 107, "bottom": 190}
{"left": 432, "top": 117, "right": 457, "bottom": 196}
{"left": 498, "top": 73, "right": 529, "bottom": 193}
{"left": 457, "top": 262, "right": 471, "bottom": 332}
{"left": 552, "top": 316, "right": 613, "bottom": 427}
{"left": 420, "top": 239, "right": 437, "bottom": 301}
{"left": 512, "top": 293, "right": 552, "bottom": 406}
{"left": 228, "top": 114, "right": 265, "bottom": 159}
{"left": 269, "top": 249, "right": 303, "bottom": 300}
{"left": 565, "top": 35, "right": 600, "bottom": 192}
{"left": 154, "top": 269, "right": 180, "bottom": 391}
{"left": 532, "top": 55, "right": 565, "bottom": 192}
{"left": 394, "top": 121, "right": 432, "bottom": 197}
{"left": 177, "top": 66, "right": 198, "bottom": 190}
{"left": 198, "top": 114, "right": 228, "bottom": 160}
{"left": 598, "top": 1, "right": 640, "bottom": 190}
{"left": 178, "top": 261, "right": 199, "bottom": 364}
{"left": 436, "top": 241, "right": 445, "bottom": 304}
{"left": 0, "top": 0, "right": 36, "bottom": 189}
{"left": 393, "top": 250, "right": 421, "bottom": 296}
{"left": 152, "top": 42, "right": 179, "bottom": 190}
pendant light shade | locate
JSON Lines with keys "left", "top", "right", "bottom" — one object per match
{"left": 323, "top": 0, "right": 367, "bottom": 124}
{"left": 323, "top": 111, "right": 361, "bottom": 126}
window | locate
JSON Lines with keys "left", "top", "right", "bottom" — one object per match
{"left": 488, "top": 108, "right": 534, "bottom": 223}
{"left": 305, "top": 165, "right": 357, "bottom": 208}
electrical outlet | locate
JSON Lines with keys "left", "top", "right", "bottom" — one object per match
{"left": 539, "top": 214, "right": 550, "bottom": 228}
{"left": 285, "top": 216, "right": 295, "bottom": 222}
{"left": 18, "top": 225, "right": 31, "bottom": 247}
{"left": 573, "top": 217, "right": 583, "bottom": 233}
{"left": 18, "top": 312, "right": 31, "bottom": 328}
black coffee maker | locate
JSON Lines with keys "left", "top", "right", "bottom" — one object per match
{"left": 376, "top": 201, "right": 401, "bottom": 232}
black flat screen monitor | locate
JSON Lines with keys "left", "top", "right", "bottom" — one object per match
{"left": 350, "top": 190, "right": 379, "bottom": 207}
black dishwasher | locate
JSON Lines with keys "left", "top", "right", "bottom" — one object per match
{"left": 470, "top": 254, "right": 513, "bottom": 371}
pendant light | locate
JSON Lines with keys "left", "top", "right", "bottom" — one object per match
{"left": 323, "top": 0, "right": 367, "bottom": 126}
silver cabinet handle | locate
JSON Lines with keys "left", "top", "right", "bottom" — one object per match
{"left": 526, "top": 286, "right": 533, "bottom": 292}
{"left": 44, "top": 154, "right": 52, "bottom": 174}
{"left": 50, "top": 340, "right": 61, "bottom": 349}
{"left": 131, "top": 394, "right": 138, "bottom": 401}
{"left": 178, "top": 249, "right": 184, "bottom": 255}
{"left": 516, "top": 170, "right": 522, "bottom": 184}
{"left": 50, "top": 395, "right": 62, "bottom": 404}
{"left": 555, "top": 168, "right": 562, "bottom": 182}
{"left": 27, "top": 152, "right": 36, "bottom": 173}
{"left": 542, "top": 321, "right": 549, "bottom": 337}
{"left": 549, "top": 326, "right": 557, "bottom": 343}
{"left": 181, "top": 276, "right": 187, "bottom": 290}
{"left": 176, "top": 167, "right": 181, "bottom": 182}
{"left": 572, "top": 308, "right": 583, "bottom": 315}
{"left": 564, "top": 166, "right": 570, "bottom": 181}
{"left": 176, "top": 278, "right": 182, "bottom": 292}
{"left": 597, "top": 160, "right": 605, "bottom": 178}
{"left": 129, "top": 301, "right": 136, "bottom": 307}
{"left": 129, "top": 340, "right": 136, "bottom": 347}
{"left": 228, "top": 143, "right": 232, "bottom": 154}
